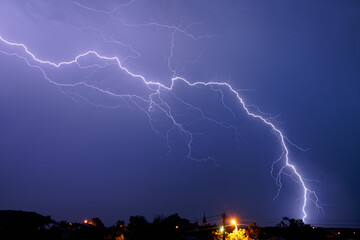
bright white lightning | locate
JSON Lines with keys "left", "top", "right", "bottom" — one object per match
{"left": 0, "top": 31, "right": 321, "bottom": 222}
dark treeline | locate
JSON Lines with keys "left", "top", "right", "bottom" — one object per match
{"left": 0, "top": 210, "right": 359, "bottom": 240}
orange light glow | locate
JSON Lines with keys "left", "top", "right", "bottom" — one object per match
{"left": 231, "top": 219, "right": 238, "bottom": 231}
{"left": 84, "top": 220, "right": 88, "bottom": 224}
{"left": 175, "top": 225, "right": 179, "bottom": 229}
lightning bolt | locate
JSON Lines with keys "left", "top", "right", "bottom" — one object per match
{"left": 0, "top": 3, "right": 322, "bottom": 221}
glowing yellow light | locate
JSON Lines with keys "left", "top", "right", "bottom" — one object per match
{"left": 84, "top": 220, "right": 88, "bottom": 224}
{"left": 231, "top": 219, "right": 238, "bottom": 230}
{"left": 312, "top": 226, "right": 315, "bottom": 229}
{"left": 220, "top": 227, "right": 224, "bottom": 232}
{"left": 175, "top": 225, "right": 179, "bottom": 229}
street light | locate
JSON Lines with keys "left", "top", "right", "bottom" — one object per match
{"left": 231, "top": 219, "right": 237, "bottom": 231}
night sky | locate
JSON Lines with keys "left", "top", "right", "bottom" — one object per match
{"left": 0, "top": 0, "right": 359, "bottom": 228}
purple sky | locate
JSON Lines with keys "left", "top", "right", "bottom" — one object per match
{"left": 0, "top": 0, "right": 359, "bottom": 228}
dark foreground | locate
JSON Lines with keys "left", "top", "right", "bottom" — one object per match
{"left": 0, "top": 210, "right": 358, "bottom": 240}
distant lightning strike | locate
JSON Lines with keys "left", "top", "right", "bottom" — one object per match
{"left": 0, "top": 13, "right": 321, "bottom": 221}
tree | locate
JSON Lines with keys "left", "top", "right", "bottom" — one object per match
{"left": 212, "top": 229, "right": 228, "bottom": 240}
{"left": 106, "top": 220, "right": 126, "bottom": 240}
{"left": 0, "top": 210, "right": 54, "bottom": 240}
{"left": 228, "top": 228, "right": 248, "bottom": 240}
{"left": 245, "top": 222, "right": 263, "bottom": 240}
{"left": 127, "top": 216, "right": 150, "bottom": 240}
{"left": 275, "top": 217, "right": 326, "bottom": 240}
{"left": 151, "top": 213, "right": 194, "bottom": 240}
{"left": 89, "top": 217, "right": 105, "bottom": 228}
{"left": 212, "top": 228, "right": 248, "bottom": 240}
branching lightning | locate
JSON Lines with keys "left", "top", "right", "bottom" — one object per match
{"left": 0, "top": 1, "right": 322, "bottom": 221}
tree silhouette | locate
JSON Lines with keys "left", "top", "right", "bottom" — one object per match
{"left": 151, "top": 213, "right": 193, "bottom": 240}
{"left": 275, "top": 217, "right": 326, "bottom": 240}
{"left": 89, "top": 217, "right": 105, "bottom": 228}
{"left": 245, "top": 222, "right": 264, "bottom": 240}
{"left": 127, "top": 216, "right": 150, "bottom": 240}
